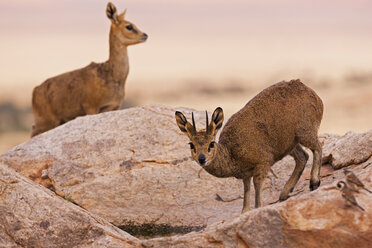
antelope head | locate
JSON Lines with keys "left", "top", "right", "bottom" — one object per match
{"left": 106, "top": 2, "right": 148, "bottom": 46}
{"left": 175, "top": 107, "right": 224, "bottom": 166}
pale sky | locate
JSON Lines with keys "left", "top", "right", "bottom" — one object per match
{"left": 0, "top": 0, "right": 371, "bottom": 103}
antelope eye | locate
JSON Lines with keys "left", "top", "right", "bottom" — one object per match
{"left": 208, "top": 141, "right": 215, "bottom": 152}
{"left": 188, "top": 142, "right": 195, "bottom": 151}
{"left": 126, "top": 24, "right": 133, "bottom": 31}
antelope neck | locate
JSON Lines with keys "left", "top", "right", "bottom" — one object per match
{"left": 203, "top": 143, "right": 238, "bottom": 178}
{"left": 107, "top": 33, "right": 129, "bottom": 81}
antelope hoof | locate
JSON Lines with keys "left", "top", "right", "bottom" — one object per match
{"left": 310, "top": 180, "right": 320, "bottom": 191}
{"left": 241, "top": 206, "right": 250, "bottom": 214}
{"left": 279, "top": 193, "right": 290, "bottom": 202}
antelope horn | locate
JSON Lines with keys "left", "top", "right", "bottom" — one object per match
{"left": 191, "top": 112, "right": 196, "bottom": 134}
{"left": 206, "top": 110, "right": 209, "bottom": 134}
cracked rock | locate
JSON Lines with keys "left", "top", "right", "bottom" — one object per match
{"left": 0, "top": 164, "right": 139, "bottom": 247}
{"left": 322, "top": 131, "right": 372, "bottom": 169}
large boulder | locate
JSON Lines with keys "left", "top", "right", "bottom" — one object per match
{"left": 0, "top": 105, "right": 243, "bottom": 234}
{"left": 0, "top": 163, "right": 139, "bottom": 248}
{"left": 0, "top": 104, "right": 371, "bottom": 238}
{"left": 142, "top": 160, "right": 372, "bottom": 248}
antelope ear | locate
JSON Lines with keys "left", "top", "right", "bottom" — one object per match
{"left": 175, "top": 111, "right": 195, "bottom": 138}
{"left": 208, "top": 107, "right": 224, "bottom": 136}
{"left": 119, "top": 9, "right": 126, "bottom": 21}
{"left": 106, "top": 2, "right": 119, "bottom": 24}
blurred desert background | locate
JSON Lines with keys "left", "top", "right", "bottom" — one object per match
{"left": 0, "top": 0, "right": 371, "bottom": 154}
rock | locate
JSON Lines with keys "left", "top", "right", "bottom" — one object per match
{"left": 0, "top": 105, "right": 244, "bottom": 234}
{"left": 0, "top": 163, "right": 139, "bottom": 248}
{"left": 318, "top": 133, "right": 341, "bottom": 164}
{"left": 2, "top": 158, "right": 371, "bottom": 248}
{"left": 321, "top": 131, "right": 372, "bottom": 169}
{"left": 142, "top": 162, "right": 372, "bottom": 248}
{"left": 0, "top": 104, "right": 371, "bottom": 239}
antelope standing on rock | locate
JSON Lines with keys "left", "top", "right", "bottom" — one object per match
{"left": 31, "top": 2, "right": 148, "bottom": 137}
{"left": 175, "top": 79, "right": 324, "bottom": 213}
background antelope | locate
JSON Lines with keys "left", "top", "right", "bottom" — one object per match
{"left": 31, "top": 2, "right": 147, "bottom": 137}
{"left": 175, "top": 79, "right": 324, "bottom": 213}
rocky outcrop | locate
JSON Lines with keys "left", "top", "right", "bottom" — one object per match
{"left": 142, "top": 162, "right": 372, "bottom": 248}
{"left": 0, "top": 105, "right": 244, "bottom": 234}
{"left": 0, "top": 163, "right": 139, "bottom": 248}
{"left": 0, "top": 105, "right": 371, "bottom": 241}
{"left": 321, "top": 131, "right": 372, "bottom": 169}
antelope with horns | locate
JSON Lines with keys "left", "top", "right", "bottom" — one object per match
{"left": 31, "top": 2, "right": 148, "bottom": 137}
{"left": 175, "top": 79, "right": 324, "bottom": 213}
